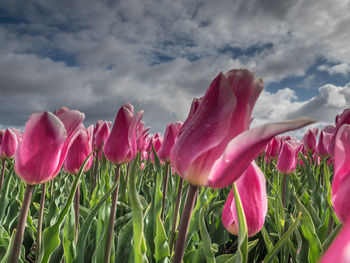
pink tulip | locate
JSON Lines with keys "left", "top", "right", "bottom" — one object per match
{"left": 320, "top": 220, "right": 350, "bottom": 263}
{"left": 136, "top": 121, "right": 150, "bottom": 153}
{"left": 158, "top": 122, "right": 182, "bottom": 163}
{"left": 15, "top": 109, "right": 85, "bottom": 185}
{"left": 316, "top": 126, "right": 334, "bottom": 157}
{"left": 265, "top": 136, "right": 282, "bottom": 161}
{"left": 0, "top": 128, "right": 19, "bottom": 158}
{"left": 302, "top": 128, "right": 318, "bottom": 154}
{"left": 170, "top": 69, "right": 315, "bottom": 188}
{"left": 103, "top": 103, "right": 143, "bottom": 165}
{"left": 64, "top": 126, "right": 93, "bottom": 175}
{"left": 276, "top": 138, "right": 302, "bottom": 174}
{"left": 328, "top": 109, "right": 350, "bottom": 158}
{"left": 332, "top": 124, "right": 350, "bottom": 223}
{"left": 146, "top": 133, "right": 163, "bottom": 163}
{"left": 222, "top": 162, "right": 267, "bottom": 236}
{"left": 93, "top": 120, "right": 111, "bottom": 151}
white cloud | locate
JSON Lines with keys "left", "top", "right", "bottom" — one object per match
{"left": 317, "top": 63, "right": 350, "bottom": 75}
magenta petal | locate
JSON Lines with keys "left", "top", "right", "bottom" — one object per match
{"left": 320, "top": 221, "right": 350, "bottom": 263}
{"left": 332, "top": 124, "right": 350, "bottom": 195}
{"left": 15, "top": 112, "right": 67, "bottom": 184}
{"left": 0, "top": 128, "right": 19, "bottom": 158}
{"left": 158, "top": 121, "right": 182, "bottom": 163}
{"left": 54, "top": 106, "right": 85, "bottom": 139}
{"left": 332, "top": 175, "right": 350, "bottom": 223}
{"left": 222, "top": 162, "right": 267, "bottom": 237}
{"left": 207, "top": 118, "right": 315, "bottom": 188}
{"left": 170, "top": 73, "right": 236, "bottom": 184}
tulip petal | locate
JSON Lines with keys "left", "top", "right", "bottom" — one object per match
{"left": 15, "top": 112, "right": 67, "bottom": 184}
{"left": 332, "top": 124, "right": 350, "bottom": 195}
{"left": 207, "top": 118, "right": 315, "bottom": 188}
{"left": 170, "top": 73, "right": 236, "bottom": 184}
{"left": 320, "top": 221, "right": 350, "bottom": 263}
{"left": 222, "top": 162, "right": 267, "bottom": 237}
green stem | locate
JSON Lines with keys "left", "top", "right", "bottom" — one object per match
{"left": 172, "top": 183, "right": 198, "bottom": 263}
{"left": 36, "top": 183, "right": 46, "bottom": 262}
{"left": 0, "top": 159, "right": 6, "bottom": 194}
{"left": 92, "top": 151, "right": 99, "bottom": 193}
{"left": 104, "top": 165, "right": 121, "bottom": 263}
{"left": 282, "top": 173, "right": 287, "bottom": 208}
{"left": 10, "top": 184, "right": 35, "bottom": 263}
{"left": 74, "top": 182, "right": 80, "bottom": 241}
{"left": 161, "top": 162, "right": 170, "bottom": 221}
{"left": 169, "top": 176, "right": 184, "bottom": 254}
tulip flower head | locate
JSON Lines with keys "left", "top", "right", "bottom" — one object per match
{"left": 103, "top": 103, "right": 143, "bottom": 165}
{"left": 14, "top": 109, "right": 85, "bottom": 185}
{"left": 64, "top": 126, "right": 93, "bottom": 175}
{"left": 158, "top": 122, "right": 182, "bottom": 163}
{"left": 0, "top": 128, "right": 19, "bottom": 158}
{"left": 93, "top": 120, "right": 111, "bottom": 151}
{"left": 170, "top": 69, "right": 315, "bottom": 188}
{"left": 222, "top": 162, "right": 267, "bottom": 236}
{"left": 276, "top": 138, "right": 302, "bottom": 174}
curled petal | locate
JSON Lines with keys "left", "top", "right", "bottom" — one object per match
{"left": 207, "top": 118, "right": 316, "bottom": 188}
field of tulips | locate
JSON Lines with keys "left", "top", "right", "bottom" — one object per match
{"left": 0, "top": 69, "right": 348, "bottom": 263}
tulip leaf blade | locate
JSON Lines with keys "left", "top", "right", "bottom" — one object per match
{"left": 199, "top": 204, "right": 215, "bottom": 263}
{"left": 233, "top": 182, "right": 248, "bottom": 263}
{"left": 263, "top": 211, "right": 301, "bottom": 263}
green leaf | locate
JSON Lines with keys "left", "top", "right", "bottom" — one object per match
{"left": 232, "top": 183, "right": 248, "bottom": 263}
{"left": 115, "top": 220, "right": 133, "bottom": 263}
{"left": 129, "top": 155, "right": 149, "bottom": 263}
{"left": 263, "top": 212, "right": 302, "bottom": 263}
{"left": 199, "top": 204, "right": 215, "bottom": 263}
{"left": 215, "top": 239, "right": 259, "bottom": 263}
{"left": 40, "top": 154, "right": 91, "bottom": 263}
{"left": 295, "top": 197, "right": 322, "bottom": 263}
{"left": 63, "top": 206, "right": 76, "bottom": 263}
{"left": 73, "top": 181, "right": 118, "bottom": 263}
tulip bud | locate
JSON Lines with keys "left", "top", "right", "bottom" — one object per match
{"left": 222, "top": 162, "right": 267, "bottom": 236}
{"left": 64, "top": 126, "right": 93, "bottom": 174}
{"left": 302, "top": 128, "right": 318, "bottom": 154}
{"left": 0, "top": 128, "right": 19, "bottom": 158}
{"left": 103, "top": 103, "right": 143, "bottom": 165}
{"left": 158, "top": 122, "right": 182, "bottom": 163}
{"left": 15, "top": 108, "right": 84, "bottom": 185}
{"left": 276, "top": 138, "right": 302, "bottom": 174}
{"left": 93, "top": 120, "right": 111, "bottom": 151}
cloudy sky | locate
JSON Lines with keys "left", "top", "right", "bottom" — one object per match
{"left": 0, "top": 0, "right": 349, "bottom": 137}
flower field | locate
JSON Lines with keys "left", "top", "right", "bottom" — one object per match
{"left": 0, "top": 69, "right": 348, "bottom": 263}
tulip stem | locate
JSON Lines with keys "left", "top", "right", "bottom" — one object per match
{"left": 36, "top": 183, "right": 46, "bottom": 262}
{"left": 74, "top": 182, "right": 80, "bottom": 241}
{"left": 0, "top": 159, "right": 6, "bottom": 194}
{"left": 104, "top": 165, "right": 121, "bottom": 263}
{"left": 282, "top": 173, "right": 287, "bottom": 208}
{"left": 172, "top": 183, "right": 198, "bottom": 263}
{"left": 92, "top": 150, "right": 99, "bottom": 193}
{"left": 10, "top": 184, "right": 35, "bottom": 263}
{"left": 169, "top": 176, "right": 184, "bottom": 254}
{"left": 161, "top": 162, "right": 170, "bottom": 221}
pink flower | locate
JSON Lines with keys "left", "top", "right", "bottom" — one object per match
{"left": 103, "top": 103, "right": 143, "bottom": 165}
{"left": 146, "top": 133, "right": 163, "bottom": 163}
{"left": 158, "top": 122, "right": 182, "bottom": 163}
{"left": 328, "top": 109, "right": 350, "bottom": 158}
{"left": 64, "top": 126, "right": 93, "bottom": 175}
{"left": 170, "top": 69, "right": 315, "bottom": 188}
{"left": 316, "top": 125, "right": 335, "bottom": 157}
{"left": 15, "top": 109, "right": 85, "bottom": 185}
{"left": 302, "top": 128, "right": 318, "bottom": 154}
{"left": 320, "top": 220, "right": 350, "bottom": 263}
{"left": 93, "top": 120, "right": 111, "bottom": 151}
{"left": 136, "top": 121, "right": 150, "bottom": 153}
{"left": 276, "top": 138, "right": 302, "bottom": 174}
{"left": 222, "top": 162, "right": 267, "bottom": 236}
{"left": 0, "top": 128, "right": 20, "bottom": 158}
{"left": 265, "top": 136, "right": 282, "bottom": 161}
{"left": 332, "top": 124, "right": 350, "bottom": 223}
